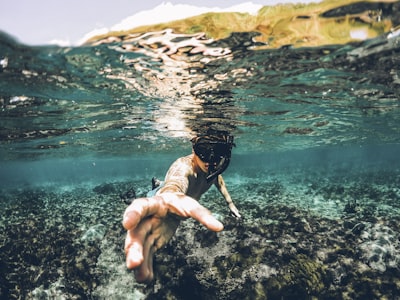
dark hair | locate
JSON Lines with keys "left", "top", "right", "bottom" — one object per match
{"left": 190, "top": 129, "right": 235, "bottom": 146}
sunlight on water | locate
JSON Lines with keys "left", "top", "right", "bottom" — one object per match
{"left": 1, "top": 21, "right": 399, "bottom": 159}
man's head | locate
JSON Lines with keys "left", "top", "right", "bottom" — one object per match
{"left": 191, "top": 132, "right": 235, "bottom": 182}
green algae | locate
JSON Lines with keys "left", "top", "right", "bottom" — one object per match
{"left": 266, "top": 254, "right": 327, "bottom": 298}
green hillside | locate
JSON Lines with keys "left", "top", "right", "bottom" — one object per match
{"left": 86, "top": 0, "right": 398, "bottom": 48}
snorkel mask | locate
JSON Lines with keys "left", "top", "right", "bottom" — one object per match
{"left": 191, "top": 134, "right": 235, "bottom": 182}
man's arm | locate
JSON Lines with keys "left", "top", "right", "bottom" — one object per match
{"left": 215, "top": 175, "right": 241, "bottom": 218}
{"left": 123, "top": 193, "right": 224, "bottom": 283}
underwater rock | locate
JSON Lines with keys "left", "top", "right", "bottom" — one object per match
{"left": 145, "top": 197, "right": 400, "bottom": 299}
{"left": 119, "top": 187, "right": 136, "bottom": 205}
{"left": 344, "top": 197, "right": 358, "bottom": 214}
{"left": 358, "top": 223, "right": 400, "bottom": 272}
{"left": 81, "top": 224, "right": 107, "bottom": 243}
{"left": 93, "top": 182, "right": 117, "bottom": 195}
{"left": 29, "top": 278, "right": 69, "bottom": 299}
{"left": 264, "top": 254, "right": 327, "bottom": 298}
{"left": 2, "top": 171, "right": 400, "bottom": 299}
{"left": 283, "top": 127, "right": 314, "bottom": 134}
{"left": 147, "top": 209, "right": 330, "bottom": 299}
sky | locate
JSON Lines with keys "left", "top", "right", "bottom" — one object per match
{"left": 0, "top": 0, "right": 320, "bottom": 46}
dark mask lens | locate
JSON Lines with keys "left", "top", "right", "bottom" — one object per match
{"left": 194, "top": 144, "right": 212, "bottom": 162}
{"left": 195, "top": 142, "right": 230, "bottom": 163}
{"left": 213, "top": 143, "right": 229, "bottom": 158}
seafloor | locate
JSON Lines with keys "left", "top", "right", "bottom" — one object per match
{"left": 1, "top": 165, "right": 400, "bottom": 299}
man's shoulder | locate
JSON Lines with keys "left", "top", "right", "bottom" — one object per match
{"left": 174, "top": 154, "right": 193, "bottom": 165}
{"left": 166, "top": 154, "right": 194, "bottom": 176}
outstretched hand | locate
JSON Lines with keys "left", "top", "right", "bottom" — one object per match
{"left": 122, "top": 192, "right": 224, "bottom": 283}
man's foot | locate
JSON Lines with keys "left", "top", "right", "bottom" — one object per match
{"left": 151, "top": 177, "right": 161, "bottom": 190}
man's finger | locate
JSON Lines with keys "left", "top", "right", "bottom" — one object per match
{"left": 125, "top": 215, "right": 155, "bottom": 268}
{"left": 134, "top": 233, "right": 157, "bottom": 283}
{"left": 190, "top": 206, "right": 224, "bottom": 232}
{"left": 166, "top": 194, "right": 224, "bottom": 232}
{"left": 125, "top": 233, "right": 144, "bottom": 269}
{"left": 123, "top": 197, "right": 164, "bottom": 230}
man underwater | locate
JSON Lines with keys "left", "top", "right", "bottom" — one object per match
{"left": 123, "top": 132, "right": 241, "bottom": 282}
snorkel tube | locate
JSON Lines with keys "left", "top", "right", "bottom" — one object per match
{"left": 206, "top": 155, "right": 231, "bottom": 182}
{"left": 192, "top": 134, "right": 235, "bottom": 183}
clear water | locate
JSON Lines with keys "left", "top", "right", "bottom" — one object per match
{"left": 1, "top": 3, "right": 400, "bottom": 299}
{"left": 1, "top": 28, "right": 399, "bottom": 188}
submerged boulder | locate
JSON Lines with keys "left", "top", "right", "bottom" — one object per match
{"left": 81, "top": 224, "right": 107, "bottom": 243}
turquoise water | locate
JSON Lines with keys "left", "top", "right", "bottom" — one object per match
{"left": 1, "top": 10, "right": 400, "bottom": 299}
{"left": 1, "top": 28, "right": 399, "bottom": 187}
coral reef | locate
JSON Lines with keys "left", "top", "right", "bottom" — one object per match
{"left": 1, "top": 168, "right": 400, "bottom": 299}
